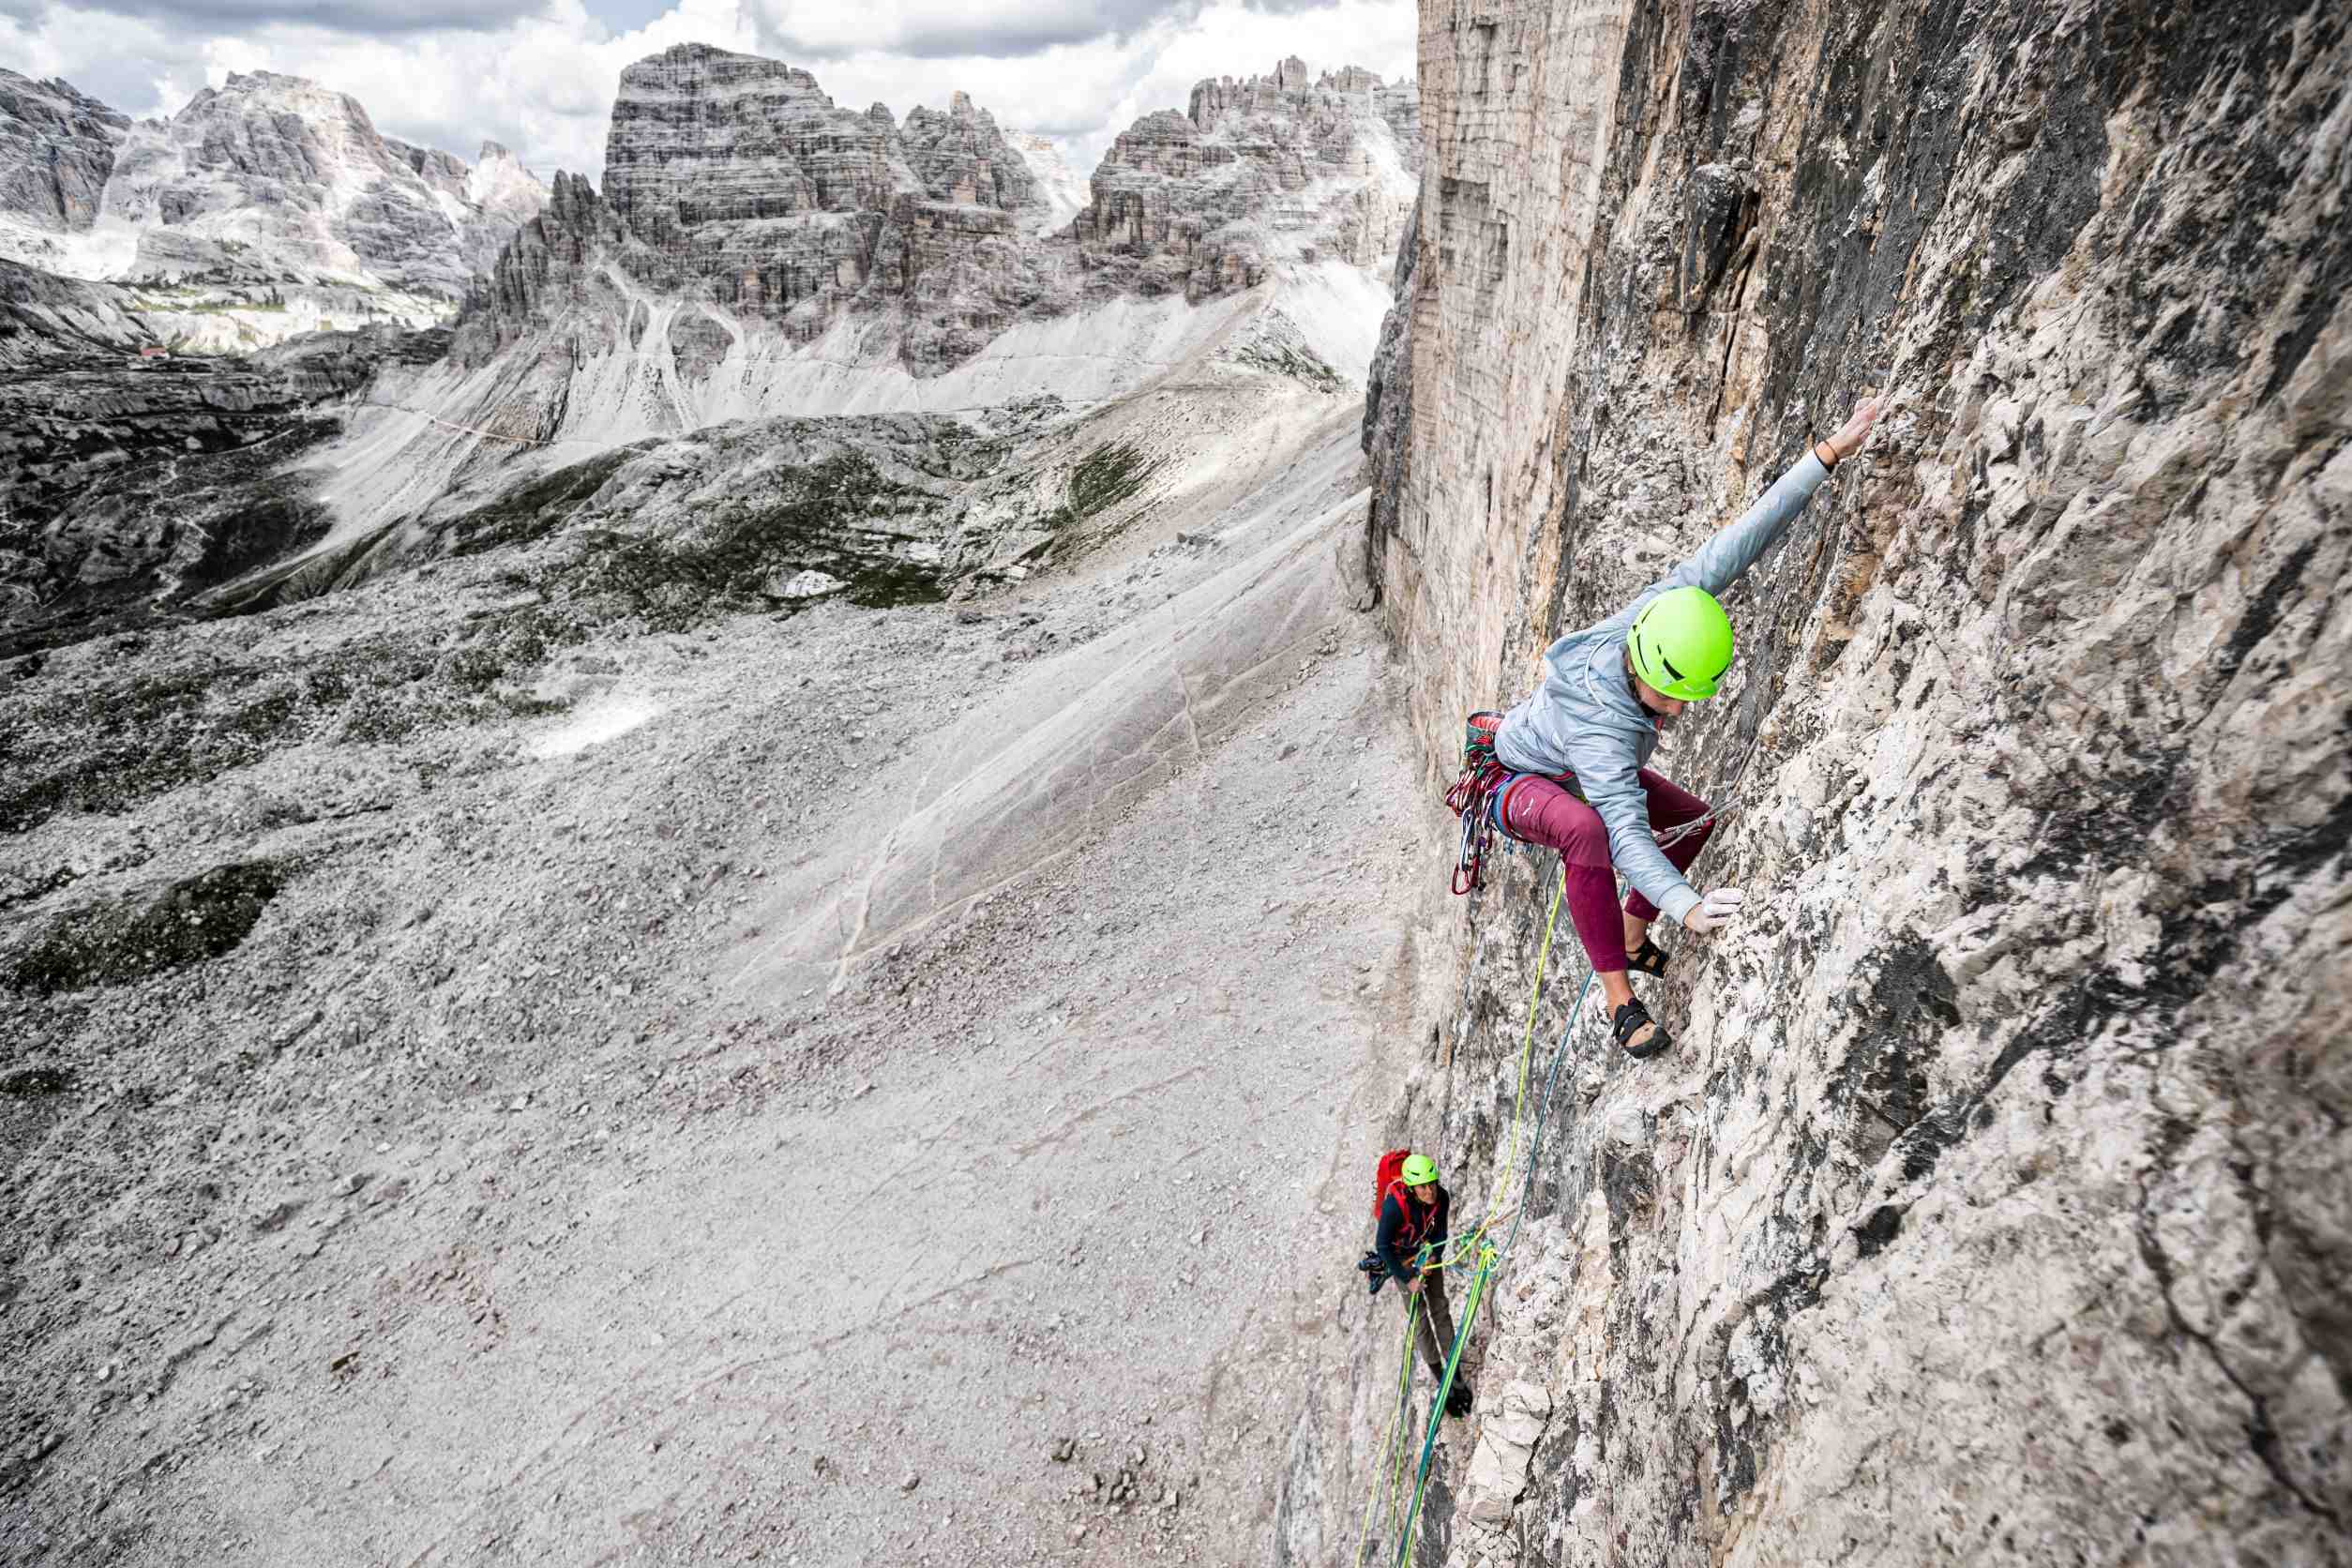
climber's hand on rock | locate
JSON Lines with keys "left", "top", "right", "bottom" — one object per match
{"left": 1828, "top": 395, "right": 1884, "bottom": 461}
{"left": 1684, "top": 887, "right": 1745, "bottom": 935}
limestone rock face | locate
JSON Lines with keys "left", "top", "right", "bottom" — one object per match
{"left": 1359, "top": 191, "right": 1416, "bottom": 557}
{"left": 1078, "top": 57, "right": 1420, "bottom": 301}
{"left": 1004, "top": 131, "right": 1086, "bottom": 232}
{"left": 387, "top": 137, "right": 545, "bottom": 279}
{"left": 448, "top": 44, "right": 1420, "bottom": 407}
{"left": 0, "top": 70, "right": 128, "bottom": 269}
{"left": 602, "top": 46, "right": 908, "bottom": 312}
{"left": 449, "top": 44, "right": 1061, "bottom": 379}
{"left": 1339, "top": 0, "right": 2352, "bottom": 1563}
{"left": 0, "top": 68, "right": 547, "bottom": 308}
{"left": 0, "top": 257, "right": 422, "bottom": 654}
{"left": 1461, "top": 1380, "right": 1551, "bottom": 1528}
{"left": 451, "top": 171, "right": 642, "bottom": 367}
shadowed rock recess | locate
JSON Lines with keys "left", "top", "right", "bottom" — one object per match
{"left": 1335, "top": 1, "right": 2349, "bottom": 1565}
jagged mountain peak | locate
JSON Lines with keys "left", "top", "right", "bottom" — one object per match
{"left": 427, "top": 38, "right": 1417, "bottom": 469}
{"left": 183, "top": 68, "right": 376, "bottom": 134}
{"left": 0, "top": 63, "right": 545, "bottom": 318}
{"left": 1078, "top": 53, "right": 1421, "bottom": 300}
{"left": 0, "top": 68, "right": 130, "bottom": 267}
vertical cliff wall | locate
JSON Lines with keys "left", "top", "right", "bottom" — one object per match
{"left": 1340, "top": 0, "right": 2350, "bottom": 1562}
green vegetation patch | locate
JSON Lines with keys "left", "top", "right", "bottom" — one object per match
{"left": 1229, "top": 339, "right": 1343, "bottom": 392}
{"left": 1066, "top": 443, "right": 1161, "bottom": 520}
{"left": 445, "top": 448, "right": 639, "bottom": 559}
{"left": 5, "top": 860, "right": 285, "bottom": 995}
{"left": 566, "top": 452, "right": 944, "bottom": 631}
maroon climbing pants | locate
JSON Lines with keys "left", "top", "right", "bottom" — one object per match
{"left": 1494, "top": 769, "right": 1714, "bottom": 973}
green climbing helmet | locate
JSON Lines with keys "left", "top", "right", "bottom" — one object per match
{"left": 1401, "top": 1153, "right": 1440, "bottom": 1187}
{"left": 1628, "top": 586, "right": 1736, "bottom": 701}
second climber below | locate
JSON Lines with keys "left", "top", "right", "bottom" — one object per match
{"left": 1489, "top": 395, "right": 1886, "bottom": 1058}
{"left": 1376, "top": 1153, "right": 1474, "bottom": 1417}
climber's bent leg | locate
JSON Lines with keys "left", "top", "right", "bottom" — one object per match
{"left": 1500, "top": 774, "right": 1668, "bottom": 1054}
{"left": 1621, "top": 769, "right": 1714, "bottom": 952}
{"left": 1495, "top": 776, "right": 1626, "bottom": 977}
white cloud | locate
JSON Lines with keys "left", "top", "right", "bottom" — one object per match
{"left": 5, "top": 0, "right": 1417, "bottom": 185}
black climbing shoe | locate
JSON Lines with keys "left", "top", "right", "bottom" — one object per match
{"left": 1444, "top": 1383, "right": 1474, "bottom": 1418}
{"left": 1612, "top": 998, "right": 1671, "bottom": 1059}
{"left": 1356, "top": 1250, "right": 1390, "bottom": 1296}
{"left": 1626, "top": 937, "right": 1670, "bottom": 978}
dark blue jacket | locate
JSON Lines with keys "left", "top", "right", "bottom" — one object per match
{"left": 1375, "top": 1184, "right": 1450, "bottom": 1284}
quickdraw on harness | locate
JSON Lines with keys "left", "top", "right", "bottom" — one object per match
{"left": 1445, "top": 711, "right": 1590, "bottom": 894}
{"left": 1444, "top": 712, "right": 1508, "bottom": 893}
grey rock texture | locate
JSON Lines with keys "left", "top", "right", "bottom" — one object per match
{"left": 579, "top": 44, "right": 1058, "bottom": 375}
{"left": 1359, "top": 190, "right": 1416, "bottom": 561}
{"left": 387, "top": 137, "right": 547, "bottom": 279}
{"left": 450, "top": 42, "right": 1421, "bottom": 405}
{"left": 0, "top": 253, "right": 150, "bottom": 363}
{"left": 0, "top": 260, "right": 428, "bottom": 656}
{"left": 0, "top": 69, "right": 128, "bottom": 263}
{"left": 1077, "top": 55, "right": 1420, "bottom": 301}
{"left": 0, "top": 342, "right": 1395, "bottom": 1563}
{"left": 43, "top": 70, "right": 546, "bottom": 298}
{"left": 448, "top": 170, "right": 646, "bottom": 370}
{"left": 1345, "top": 0, "right": 2351, "bottom": 1564}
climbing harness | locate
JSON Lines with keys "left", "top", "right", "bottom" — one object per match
{"left": 1444, "top": 709, "right": 1607, "bottom": 895}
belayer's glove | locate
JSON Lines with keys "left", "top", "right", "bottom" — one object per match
{"left": 1684, "top": 887, "right": 1745, "bottom": 935}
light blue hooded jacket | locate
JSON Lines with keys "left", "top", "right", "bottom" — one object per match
{"left": 1493, "top": 451, "right": 1833, "bottom": 927}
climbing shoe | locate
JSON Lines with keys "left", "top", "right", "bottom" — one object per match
{"left": 1613, "top": 998, "right": 1672, "bottom": 1059}
{"left": 1444, "top": 1382, "right": 1475, "bottom": 1418}
{"left": 1356, "top": 1250, "right": 1390, "bottom": 1296}
{"left": 1626, "top": 937, "right": 1670, "bottom": 978}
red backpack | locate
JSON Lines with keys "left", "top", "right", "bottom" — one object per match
{"left": 1371, "top": 1149, "right": 1436, "bottom": 1248}
{"left": 1372, "top": 1149, "right": 1410, "bottom": 1221}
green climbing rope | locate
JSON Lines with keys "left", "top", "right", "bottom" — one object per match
{"left": 1352, "top": 1290, "right": 1423, "bottom": 1567}
{"left": 1392, "top": 1242, "right": 1500, "bottom": 1567}
{"left": 1380, "top": 963, "right": 1599, "bottom": 1567}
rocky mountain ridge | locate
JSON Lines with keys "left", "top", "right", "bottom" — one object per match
{"left": 0, "top": 257, "right": 439, "bottom": 656}
{"left": 456, "top": 44, "right": 1416, "bottom": 380}
{"left": 302, "top": 44, "right": 1404, "bottom": 550}
{"left": 1077, "top": 55, "right": 1419, "bottom": 300}
{"left": 97, "top": 71, "right": 545, "bottom": 297}
{"left": 0, "top": 69, "right": 128, "bottom": 271}
{"left": 0, "top": 68, "right": 548, "bottom": 349}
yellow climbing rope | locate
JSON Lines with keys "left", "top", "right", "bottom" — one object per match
{"left": 1423, "top": 862, "right": 1564, "bottom": 1275}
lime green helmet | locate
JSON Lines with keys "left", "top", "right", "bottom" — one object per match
{"left": 1400, "top": 1153, "right": 1440, "bottom": 1186}
{"left": 1629, "top": 586, "right": 1735, "bottom": 701}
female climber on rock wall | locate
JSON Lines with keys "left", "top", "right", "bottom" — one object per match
{"left": 1487, "top": 395, "right": 1885, "bottom": 1058}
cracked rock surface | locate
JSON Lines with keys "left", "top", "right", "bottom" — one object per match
{"left": 1333, "top": 0, "right": 2351, "bottom": 1564}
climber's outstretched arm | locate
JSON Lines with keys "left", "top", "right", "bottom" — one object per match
{"left": 1649, "top": 396, "right": 1885, "bottom": 603}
